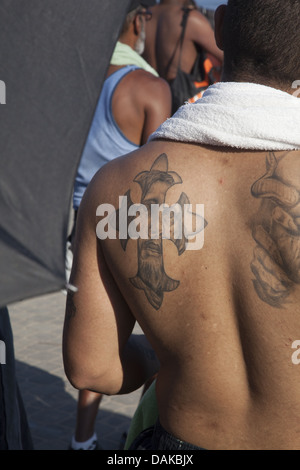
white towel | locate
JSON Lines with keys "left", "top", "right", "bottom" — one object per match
{"left": 149, "top": 82, "right": 300, "bottom": 150}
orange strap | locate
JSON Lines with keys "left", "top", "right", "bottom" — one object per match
{"left": 188, "top": 57, "right": 221, "bottom": 104}
{"left": 193, "top": 58, "right": 214, "bottom": 89}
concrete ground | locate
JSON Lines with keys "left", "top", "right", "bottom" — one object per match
{"left": 8, "top": 290, "right": 143, "bottom": 451}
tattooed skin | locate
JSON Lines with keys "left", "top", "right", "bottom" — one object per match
{"left": 117, "top": 153, "right": 207, "bottom": 310}
{"left": 251, "top": 152, "right": 300, "bottom": 307}
{"left": 65, "top": 290, "right": 77, "bottom": 320}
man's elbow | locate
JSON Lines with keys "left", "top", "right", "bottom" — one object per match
{"left": 64, "top": 363, "right": 123, "bottom": 396}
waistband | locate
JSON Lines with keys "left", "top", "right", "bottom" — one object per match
{"left": 152, "top": 420, "right": 206, "bottom": 450}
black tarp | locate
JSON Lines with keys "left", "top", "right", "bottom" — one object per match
{"left": 0, "top": 0, "right": 130, "bottom": 308}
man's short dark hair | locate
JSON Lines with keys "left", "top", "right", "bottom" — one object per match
{"left": 223, "top": 0, "right": 300, "bottom": 88}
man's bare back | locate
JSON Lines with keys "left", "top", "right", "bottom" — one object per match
{"left": 143, "top": 2, "right": 223, "bottom": 81}
{"left": 63, "top": 0, "right": 300, "bottom": 450}
{"left": 65, "top": 140, "right": 300, "bottom": 449}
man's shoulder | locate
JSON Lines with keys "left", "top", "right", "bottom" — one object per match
{"left": 83, "top": 145, "right": 146, "bottom": 210}
{"left": 131, "top": 68, "right": 169, "bottom": 88}
{"left": 87, "top": 141, "right": 177, "bottom": 201}
{"left": 187, "top": 7, "right": 213, "bottom": 32}
{"left": 128, "top": 68, "right": 171, "bottom": 104}
{"left": 82, "top": 140, "right": 228, "bottom": 236}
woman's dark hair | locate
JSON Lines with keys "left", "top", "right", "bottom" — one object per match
{"left": 222, "top": 0, "right": 300, "bottom": 88}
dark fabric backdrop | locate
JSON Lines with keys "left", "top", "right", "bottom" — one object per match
{"left": 0, "top": 0, "right": 130, "bottom": 308}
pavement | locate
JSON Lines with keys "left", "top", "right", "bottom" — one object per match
{"left": 8, "top": 290, "right": 144, "bottom": 451}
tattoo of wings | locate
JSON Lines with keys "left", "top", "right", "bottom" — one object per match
{"left": 250, "top": 152, "right": 300, "bottom": 307}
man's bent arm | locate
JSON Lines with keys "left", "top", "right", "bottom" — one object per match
{"left": 189, "top": 10, "right": 223, "bottom": 63}
{"left": 118, "top": 334, "right": 160, "bottom": 394}
{"left": 63, "top": 171, "right": 158, "bottom": 395}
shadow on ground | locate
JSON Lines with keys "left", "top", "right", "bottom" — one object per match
{"left": 15, "top": 360, "right": 133, "bottom": 450}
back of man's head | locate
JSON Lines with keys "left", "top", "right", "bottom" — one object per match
{"left": 222, "top": 0, "right": 300, "bottom": 89}
{"left": 121, "top": 0, "right": 155, "bottom": 35}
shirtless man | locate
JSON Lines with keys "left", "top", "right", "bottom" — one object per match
{"left": 142, "top": 0, "right": 223, "bottom": 82}
{"left": 63, "top": 1, "right": 300, "bottom": 450}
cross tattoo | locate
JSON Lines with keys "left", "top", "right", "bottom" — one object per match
{"left": 116, "top": 153, "right": 207, "bottom": 310}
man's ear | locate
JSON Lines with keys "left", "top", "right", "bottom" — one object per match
{"left": 133, "top": 13, "right": 141, "bottom": 37}
{"left": 214, "top": 4, "right": 226, "bottom": 51}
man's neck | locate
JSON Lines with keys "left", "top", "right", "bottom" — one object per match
{"left": 118, "top": 36, "right": 136, "bottom": 53}
{"left": 222, "top": 72, "right": 297, "bottom": 96}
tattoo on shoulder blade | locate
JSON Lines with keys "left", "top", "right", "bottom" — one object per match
{"left": 116, "top": 153, "right": 207, "bottom": 310}
{"left": 66, "top": 290, "right": 77, "bottom": 320}
{"left": 250, "top": 151, "right": 300, "bottom": 307}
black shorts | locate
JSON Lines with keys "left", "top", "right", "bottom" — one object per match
{"left": 128, "top": 420, "right": 206, "bottom": 450}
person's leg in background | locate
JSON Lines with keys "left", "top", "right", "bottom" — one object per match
{"left": 70, "top": 389, "right": 103, "bottom": 450}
